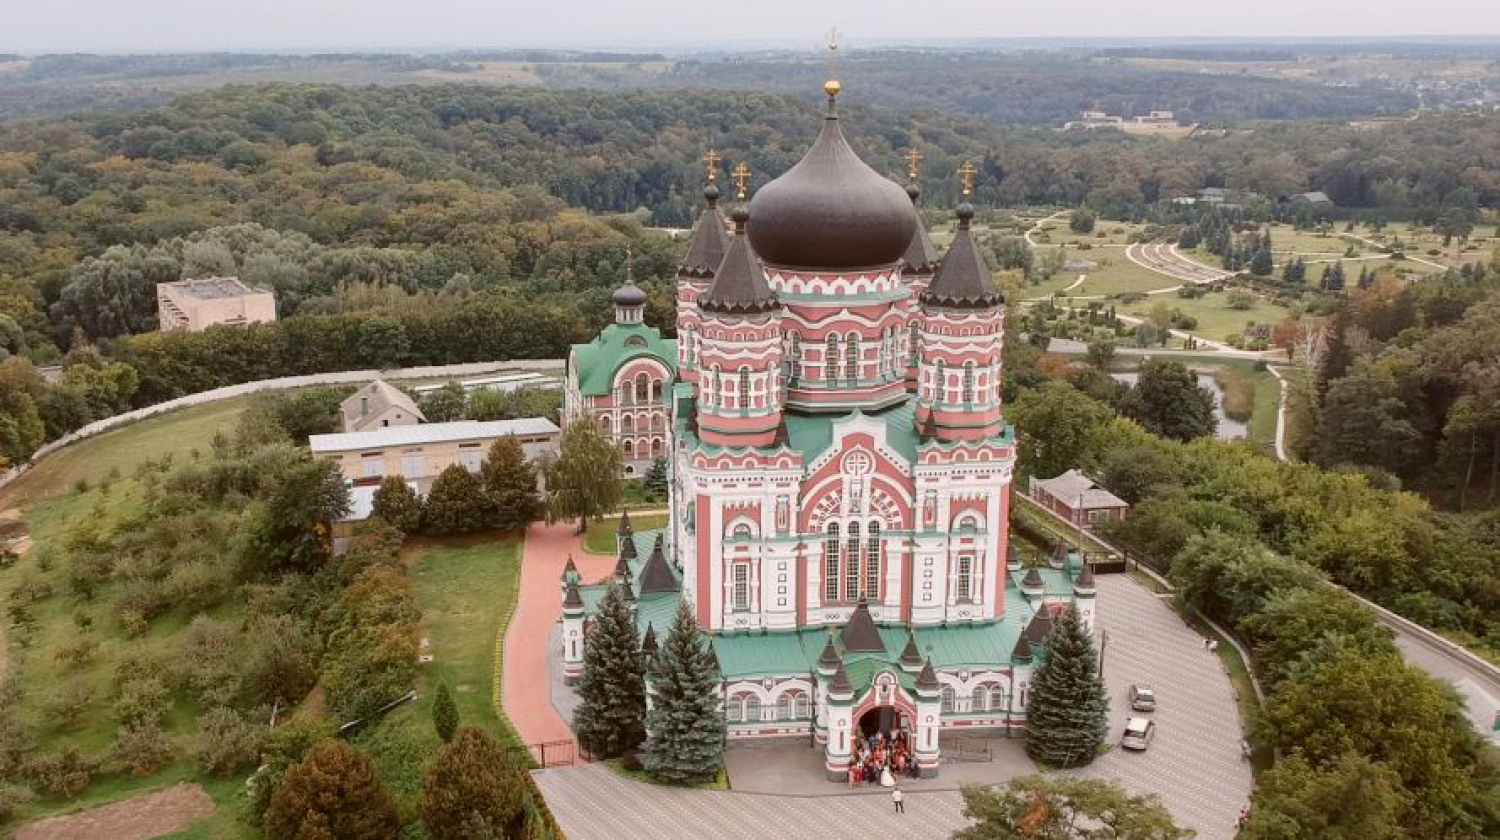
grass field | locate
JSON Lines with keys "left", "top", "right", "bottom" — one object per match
{"left": 1129, "top": 290, "right": 1286, "bottom": 342}
{"left": 1031, "top": 221, "right": 1149, "bottom": 248}
{"left": 583, "top": 512, "right": 669, "bottom": 554}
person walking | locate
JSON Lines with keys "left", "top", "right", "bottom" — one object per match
{"left": 892, "top": 786, "right": 905, "bottom": 814}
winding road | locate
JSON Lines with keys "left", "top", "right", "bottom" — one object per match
{"left": 1125, "top": 241, "right": 1235, "bottom": 286}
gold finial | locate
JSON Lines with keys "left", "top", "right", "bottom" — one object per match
{"left": 958, "top": 161, "right": 977, "bottom": 198}
{"left": 904, "top": 146, "right": 923, "bottom": 182}
{"left": 824, "top": 27, "right": 842, "bottom": 98}
{"left": 731, "top": 162, "right": 752, "bottom": 201}
{"left": 703, "top": 148, "right": 722, "bottom": 183}
{"left": 625, "top": 242, "right": 634, "bottom": 280}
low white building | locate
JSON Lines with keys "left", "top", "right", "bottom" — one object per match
{"left": 309, "top": 418, "right": 560, "bottom": 493}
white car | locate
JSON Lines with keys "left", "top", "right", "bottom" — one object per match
{"left": 1121, "top": 717, "right": 1156, "bottom": 751}
{"left": 1129, "top": 684, "right": 1156, "bottom": 712}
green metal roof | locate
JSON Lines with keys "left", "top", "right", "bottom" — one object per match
{"left": 782, "top": 399, "right": 922, "bottom": 464}
{"left": 570, "top": 323, "right": 677, "bottom": 397}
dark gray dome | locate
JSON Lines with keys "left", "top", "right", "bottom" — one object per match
{"left": 612, "top": 284, "right": 647, "bottom": 307}
{"left": 747, "top": 106, "right": 917, "bottom": 270}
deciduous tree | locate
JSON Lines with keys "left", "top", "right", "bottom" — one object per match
{"left": 1122, "top": 359, "right": 1217, "bottom": 441}
{"left": 542, "top": 422, "right": 622, "bottom": 532}
{"left": 480, "top": 436, "right": 541, "bottom": 532}
{"left": 957, "top": 775, "right": 1190, "bottom": 839}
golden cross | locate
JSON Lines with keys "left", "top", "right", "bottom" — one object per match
{"left": 625, "top": 242, "right": 634, "bottom": 279}
{"left": 958, "top": 161, "right": 977, "bottom": 197}
{"left": 703, "top": 148, "right": 722, "bottom": 183}
{"left": 904, "top": 147, "right": 923, "bottom": 182}
{"left": 826, "top": 27, "right": 841, "bottom": 79}
{"left": 731, "top": 162, "right": 752, "bottom": 201}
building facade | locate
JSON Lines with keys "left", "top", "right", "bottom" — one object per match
{"left": 564, "top": 80, "right": 1089, "bottom": 781}
{"left": 564, "top": 286, "right": 678, "bottom": 476}
{"left": 309, "top": 418, "right": 560, "bottom": 493}
{"left": 1029, "top": 469, "right": 1130, "bottom": 530}
{"left": 156, "top": 277, "right": 277, "bottom": 331}
{"left": 340, "top": 380, "right": 426, "bottom": 433}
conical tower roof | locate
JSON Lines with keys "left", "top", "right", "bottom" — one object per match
{"left": 901, "top": 181, "right": 942, "bottom": 275}
{"left": 641, "top": 622, "right": 658, "bottom": 654}
{"left": 617, "top": 509, "right": 634, "bottom": 537}
{"left": 899, "top": 628, "right": 924, "bottom": 671}
{"left": 839, "top": 597, "right": 886, "bottom": 654}
{"left": 916, "top": 657, "right": 941, "bottom": 693}
{"left": 680, "top": 184, "right": 730, "bottom": 278}
{"left": 700, "top": 207, "right": 777, "bottom": 315}
{"left": 829, "top": 659, "right": 854, "bottom": 696}
{"left": 818, "top": 635, "right": 841, "bottom": 672}
{"left": 638, "top": 538, "right": 679, "bottom": 594}
{"left": 920, "top": 203, "right": 1004, "bottom": 309}
{"left": 562, "top": 580, "right": 584, "bottom": 611}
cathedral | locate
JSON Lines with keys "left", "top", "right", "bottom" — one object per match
{"left": 562, "top": 77, "right": 1091, "bottom": 780}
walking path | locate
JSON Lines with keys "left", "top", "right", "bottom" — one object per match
{"left": 502, "top": 521, "right": 614, "bottom": 749}
{"left": 1339, "top": 231, "right": 1449, "bottom": 271}
{"left": 1125, "top": 241, "right": 1234, "bottom": 286}
{"left": 1022, "top": 210, "right": 1068, "bottom": 248}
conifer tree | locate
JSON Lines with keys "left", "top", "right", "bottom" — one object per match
{"left": 480, "top": 436, "right": 541, "bottom": 533}
{"left": 264, "top": 739, "right": 401, "bottom": 840}
{"left": 642, "top": 599, "right": 725, "bottom": 784}
{"left": 1250, "top": 242, "right": 1274, "bottom": 277}
{"left": 1025, "top": 606, "right": 1108, "bottom": 768}
{"left": 643, "top": 457, "right": 669, "bottom": 501}
{"left": 572, "top": 582, "right": 646, "bottom": 758}
{"left": 422, "top": 464, "right": 492, "bottom": 534}
{"left": 371, "top": 475, "right": 423, "bottom": 534}
{"left": 432, "top": 682, "right": 458, "bottom": 743}
{"left": 420, "top": 726, "right": 528, "bottom": 840}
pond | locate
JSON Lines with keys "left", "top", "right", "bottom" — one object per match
{"left": 1111, "top": 369, "right": 1248, "bottom": 441}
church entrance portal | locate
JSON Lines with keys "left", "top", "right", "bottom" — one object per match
{"left": 857, "top": 705, "right": 905, "bottom": 739}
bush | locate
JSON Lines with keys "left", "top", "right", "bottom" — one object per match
{"left": 195, "top": 707, "right": 268, "bottom": 776}
{"left": 265, "top": 740, "right": 401, "bottom": 840}
{"left": 41, "top": 680, "right": 94, "bottom": 730}
{"left": 27, "top": 748, "right": 100, "bottom": 797}
{"left": 421, "top": 728, "right": 528, "bottom": 840}
{"left": 164, "top": 560, "right": 233, "bottom": 612}
{"left": 110, "top": 722, "right": 175, "bottom": 777}
{"left": 115, "top": 676, "right": 171, "bottom": 727}
{"left": 1227, "top": 288, "right": 1258, "bottom": 310}
{"left": 371, "top": 475, "right": 423, "bottom": 534}
{"left": 114, "top": 576, "right": 170, "bottom": 624}
{"left": 54, "top": 638, "right": 100, "bottom": 670}
{"left": 0, "top": 716, "right": 36, "bottom": 783}
{"left": 238, "top": 615, "right": 320, "bottom": 708}
{"left": 0, "top": 783, "right": 33, "bottom": 821}
{"left": 247, "top": 717, "right": 333, "bottom": 826}
{"left": 421, "top": 464, "right": 491, "bottom": 535}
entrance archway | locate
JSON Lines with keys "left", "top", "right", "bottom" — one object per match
{"left": 857, "top": 705, "right": 904, "bottom": 739}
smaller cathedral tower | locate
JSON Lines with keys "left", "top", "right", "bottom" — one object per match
{"left": 677, "top": 149, "right": 730, "bottom": 385}
{"left": 915, "top": 163, "right": 1006, "bottom": 443}
{"left": 900, "top": 144, "right": 942, "bottom": 393}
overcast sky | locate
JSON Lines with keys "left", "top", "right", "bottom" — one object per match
{"left": 3, "top": 0, "right": 1498, "bottom": 54}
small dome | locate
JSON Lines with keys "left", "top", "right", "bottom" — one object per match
{"left": 612, "top": 284, "right": 647, "bottom": 307}
{"left": 748, "top": 104, "right": 917, "bottom": 270}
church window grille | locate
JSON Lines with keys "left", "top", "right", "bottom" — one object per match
{"left": 864, "top": 522, "right": 881, "bottom": 599}
{"left": 744, "top": 696, "right": 761, "bottom": 722}
{"left": 794, "top": 693, "right": 809, "bottom": 718}
{"left": 844, "top": 522, "right": 861, "bottom": 601}
{"left": 825, "top": 334, "right": 840, "bottom": 382}
{"left": 600, "top": 415, "right": 611, "bottom": 434}
{"left": 652, "top": 380, "right": 663, "bottom": 402}
{"left": 651, "top": 438, "right": 663, "bottom": 457}
{"left": 962, "top": 361, "right": 975, "bottom": 405}
{"left": 940, "top": 686, "right": 956, "bottom": 714}
{"left": 823, "top": 524, "right": 840, "bottom": 602}
{"left": 845, "top": 333, "right": 860, "bottom": 386}
{"left": 776, "top": 693, "right": 793, "bottom": 720}
{"left": 909, "top": 321, "right": 920, "bottom": 365}
{"left": 738, "top": 367, "right": 751, "bottom": 412}
{"left": 622, "top": 415, "right": 634, "bottom": 434}
{"left": 957, "top": 555, "right": 974, "bottom": 602}
{"left": 622, "top": 440, "right": 634, "bottom": 459}
{"left": 988, "top": 685, "right": 1006, "bottom": 712}
{"left": 732, "top": 562, "right": 750, "bottom": 611}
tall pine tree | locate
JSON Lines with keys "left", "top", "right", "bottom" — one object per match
{"left": 572, "top": 582, "right": 646, "bottom": 758}
{"left": 642, "top": 600, "right": 725, "bottom": 784}
{"left": 480, "top": 436, "right": 541, "bottom": 533}
{"left": 1025, "top": 606, "right": 1108, "bottom": 768}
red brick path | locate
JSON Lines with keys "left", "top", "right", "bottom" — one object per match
{"left": 502, "top": 520, "right": 616, "bottom": 749}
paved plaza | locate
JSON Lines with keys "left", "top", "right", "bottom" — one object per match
{"left": 533, "top": 574, "right": 1252, "bottom": 840}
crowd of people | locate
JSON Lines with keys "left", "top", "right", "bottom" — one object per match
{"left": 847, "top": 729, "right": 919, "bottom": 787}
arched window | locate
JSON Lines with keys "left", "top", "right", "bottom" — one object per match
{"left": 623, "top": 440, "right": 634, "bottom": 459}
{"left": 652, "top": 413, "right": 664, "bottom": 430}
{"left": 777, "top": 693, "right": 793, "bottom": 720}
{"left": 844, "top": 521, "right": 861, "bottom": 601}
{"left": 909, "top": 321, "right": 920, "bottom": 365}
{"left": 600, "top": 415, "right": 611, "bottom": 434}
{"left": 864, "top": 521, "right": 881, "bottom": 599}
{"left": 825, "top": 334, "right": 840, "bottom": 382}
{"left": 738, "top": 366, "right": 751, "bottom": 411}
{"left": 651, "top": 437, "right": 663, "bottom": 457}
{"left": 635, "top": 373, "right": 649, "bottom": 403}
{"left": 685, "top": 326, "right": 695, "bottom": 364}
{"left": 962, "top": 361, "right": 975, "bottom": 405}
{"left": 988, "top": 685, "right": 1006, "bottom": 712}
{"left": 744, "top": 696, "right": 761, "bottom": 723}
{"left": 970, "top": 686, "right": 985, "bottom": 712}
{"left": 622, "top": 415, "right": 634, "bottom": 434}
{"left": 618, "top": 383, "right": 631, "bottom": 405}
{"left": 652, "top": 380, "right": 663, "bottom": 402}
{"left": 789, "top": 333, "right": 802, "bottom": 380}
{"left": 941, "top": 686, "right": 956, "bottom": 714}
{"left": 934, "top": 360, "right": 946, "bottom": 404}
{"left": 823, "top": 523, "right": 840, "bottom": 602}
{"left": 845, "top": 333, "right": 859, "bottom": 386}
{"left": 794, "top": 692, "right": 809, "bottom": 718}
{"left": 732, "top": 522, "right": 752, "bottom": 540}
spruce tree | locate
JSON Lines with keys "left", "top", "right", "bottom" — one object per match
{"left": 1250, "top": 242, "right": 1274, "bottom": 277}
{"left": 420, "top": 726, "right": 528, "bottom": 840}
{"left": 371, "top": 475, "right": 423, "bottom": 534}
{"left": 642, "top": 600, "right": 725, "bottom": 785}
{"left": 572, "top": 582, "right": 646, "bottom": 758}
{"left": 480, "top": 436, "right": 541, "bottom": 533}
{"left": 1025, "top": 606, "right": 1108, "bottom": 768}
{"left": 643, "top": 457, "right": 669, "bottom": 501}
{"left": 432, "top": 682, "right": 458, "bottom": 743}
{"left": 422, "top": 464, "right": 492, "bottom": 534}
{"left": 264, "top": 739, "right": 401, "bottom": 840}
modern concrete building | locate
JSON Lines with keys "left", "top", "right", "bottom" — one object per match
{"left": 340, "top": 380, "right": 425, "bottom": 433}
{"left": 309, "top": 418, "right": 560, "bottom": 492}
{"left": 156, "top": 277, "right": 277, "bottom": 331}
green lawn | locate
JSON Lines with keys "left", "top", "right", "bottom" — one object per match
{"left": 583, "top": 512, "right": 669, "bottom": 554}
{"left": 1033, "top": 221, "right": 1148, "bottom": 248}
{"left": 1072, "top": 258, "right": 1179, "bottom": 297}
{"left": 1131, "top": 290, "right": 1287, "bottom": 342}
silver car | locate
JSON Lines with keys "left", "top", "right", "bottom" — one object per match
{"left": 1121, "top": 717, "right": 1156, "bottom": 751}
{"left": 1129, "top": 684, "right": 1156, "bottom": 712}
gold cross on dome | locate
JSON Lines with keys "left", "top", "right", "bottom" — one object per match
{"left": 904, "top": 146, "right": 923, "bottom": 182}
{"left": 625, "top": 242, "right": 634, "bottom": 279}
{"left": 703, "top": 148, "right": 722, "bottom": 183}
{"left": 731, "top": 162, "right": 752, "bottom": 201}
{"left": 958, "top": 160, "right": 977, "bottom": 197}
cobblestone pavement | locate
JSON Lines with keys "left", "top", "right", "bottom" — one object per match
{"left": 533, "top": 574, "right": 1252, "bottom": 840}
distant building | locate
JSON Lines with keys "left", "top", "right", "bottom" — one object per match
{"left": 309, "top": 418, "right": 560, "bottom": 492}
{"left": 1029, "top": 469, "right": 1129, "bottom": 530}
{"left": 563, "top": 285, "right": 677, "bottom": 476}
{"left": 1286, "top": 191, "right": 1334, "bottom": 207}
{"left": 340, "top": 380, "right": 425, "bottom": 434}
{"left": 156, "top": 277, "right": 276, "bottom": 332}
{"left": 411, "top": 371, "right": 562, "bottom": 398}
{"left": 1063, "top": 109, "right": 1195, "bottom": 135}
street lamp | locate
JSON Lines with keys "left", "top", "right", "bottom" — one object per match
{"left": 1098, "top": 629, "right": 1109, "bottom": 680}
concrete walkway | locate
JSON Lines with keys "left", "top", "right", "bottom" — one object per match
{"left": 502, "top": 520, "right": 615, "bottom": 750}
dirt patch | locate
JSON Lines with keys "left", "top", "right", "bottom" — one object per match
{"left": 14, "top": 782, "right": 215, "bottom": 840}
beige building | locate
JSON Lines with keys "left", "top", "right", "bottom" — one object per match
{"left": 157, "top": 277, "right": 277, "bottom": 332}
{"left": 309, "top": 418, "right": 561, "bottom": 493}
{"left": 340, "top": 380, "right": 425, "bottom": 433}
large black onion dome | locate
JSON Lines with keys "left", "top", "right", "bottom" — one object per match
{"left": 919, "top": 203, "right": 1004, "bottom": 309}
{"left": 747, "top": 102, "right": 917, "bottom": 270}
{"left": 612, "top": 284, "right": 647, "bottom": 307}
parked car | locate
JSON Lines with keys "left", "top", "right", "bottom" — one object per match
{"left": 1129, "top": 684, "right": 1156, "bottom": 712}
{"left": 1121, "top": 717, "right": 1156, "bottom": 751}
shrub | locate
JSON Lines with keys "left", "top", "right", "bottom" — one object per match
{"left": 41, "top": 680, "right": 94, "bottom": 730}
{"left": 1226, "top": 288, "right": 1257, "bottom": 310}
{"left": 0, "top": 783, "right": 33, "bottom": 821}
{"left": 421, "top": 728, "right": 528, "bottom": 840}
{"left": 265, "top": 740, "right": 401, "bottom": 840}
{"left": 115, "top": 676, "right": 171, "bottom": 727}
{"left": 54, "top": 638, "right": 100, "bottom": 670}
{"left": 27, "top": 748, "right": 100, "bottom": 797}
{"left": 114, "top": 576, "right": 170, "bottom": 624}
{"left": 421, "top": 464, "right": 491, "bottom": 535}
{"left": 195, "top": 707, "right": 268, "bottom": 776}
{"left": 371, "top": 476, "right": 423, "bottom": 534}
{"left": 432, "top": 682, "right": 458, "bottom": 743}
{"left": 247, "top": 717, "right": 334, "bottom": 826}
{"left": 0, "top": 716, "right": 36, "bottom": 783}
{"left": 110, "top": 722, "right": 175, "bottom": 777}
{"left": 165, "top": 560, "right": 232, "bottom": 612}
{"left": 238, "top": 615, "right": 320, "bottom": 707}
